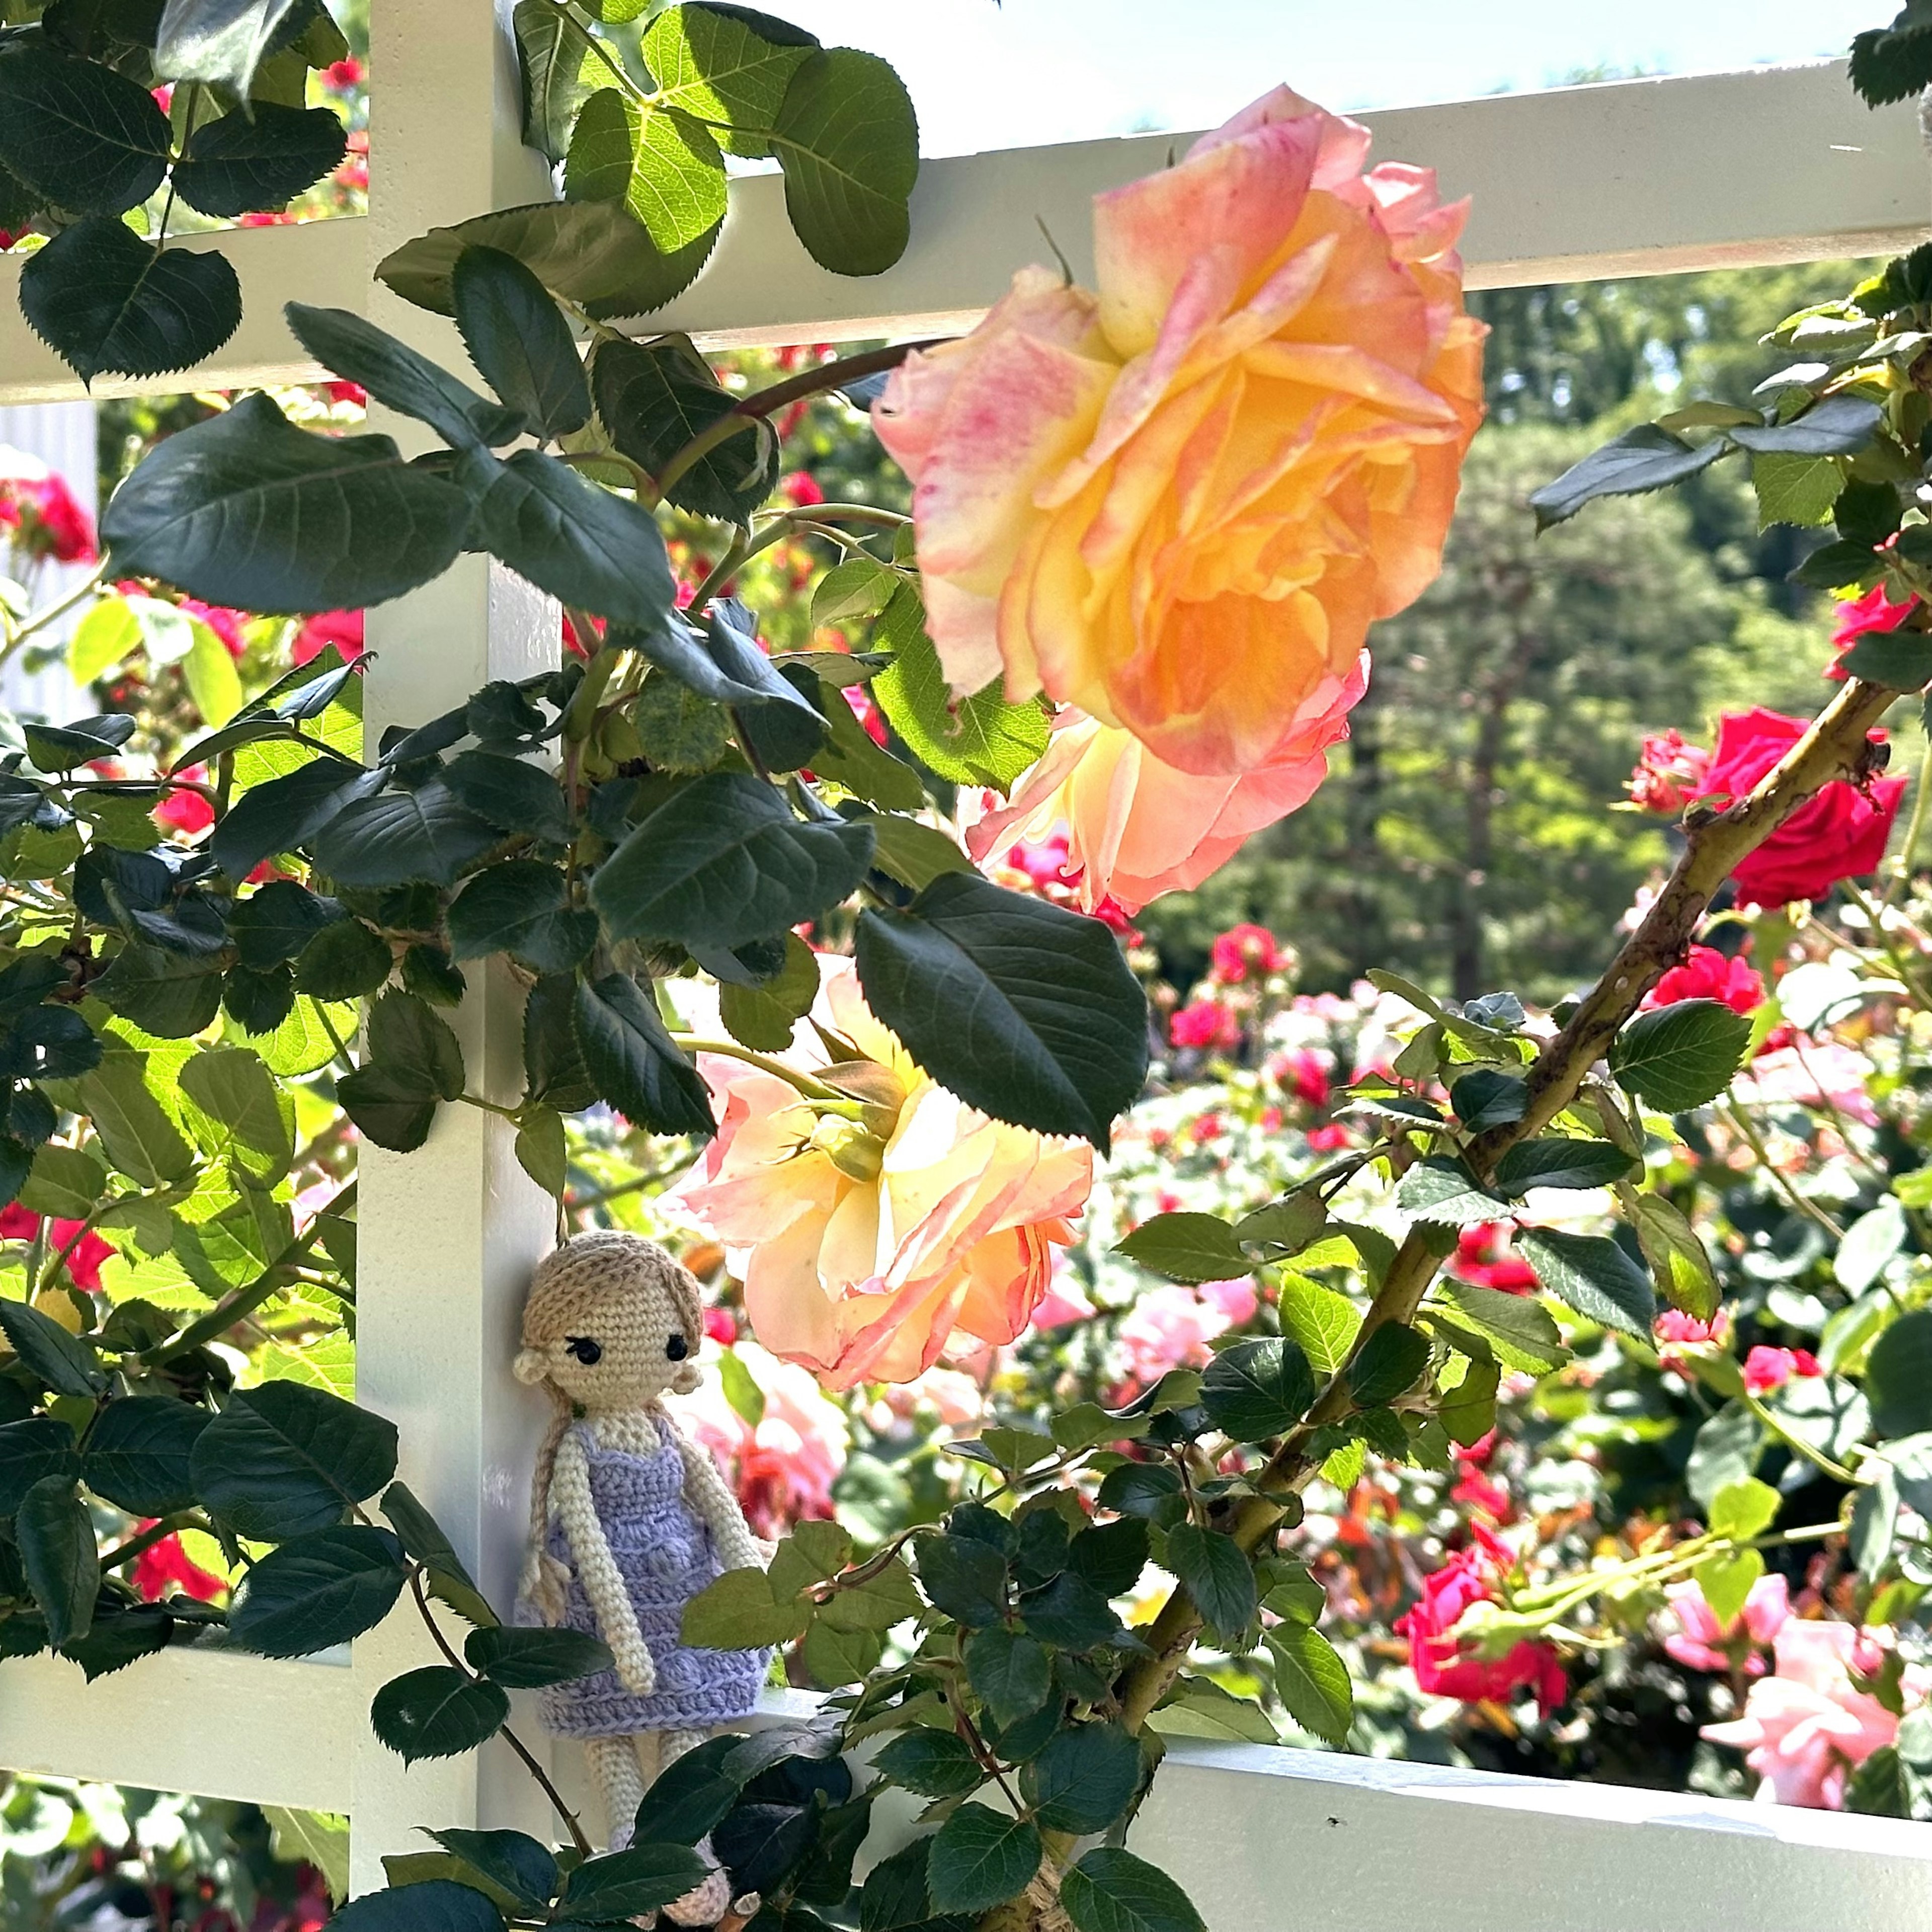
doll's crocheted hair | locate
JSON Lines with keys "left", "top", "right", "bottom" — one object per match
{"left": 515, "top": 1232, "right": 707, "bottom": 1562}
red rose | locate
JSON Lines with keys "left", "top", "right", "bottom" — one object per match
{"left": 1209, "top": 922, "right": 1285, "bottom": 984}
{"left": 1396, "top": 1522, "right": 1566, "bottom": 1713}
{"left": 1743, "top": 1345, "right": 1822, "bottom": 1395}
{"left": 1693, "top": 708, "right": 1906, "bottom": 906}
{"left": 1170, "top": 1000, "right": 1240, "bottom": 1052}
{"left": 1827, "top": 583, "right": 1918, "bottom": 679}
{"left": 1450, "top": 1222, "right": 1538, "bottom": 1294}
{"left": 292, "top": 609, "right": 366, "bottom": 666}
{"left": 1627, "top": 728, "right": 1711, "bottom": 815}
{"left": 1646, "top": 944, "right": 1764, "bottom": 1017}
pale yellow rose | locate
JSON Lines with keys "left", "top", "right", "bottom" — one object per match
{"left": 875, "top": 85, "right": 1484, "bottom": 781}
{"left": 669, "top": 962, "right": 1091, "bottom": 1389}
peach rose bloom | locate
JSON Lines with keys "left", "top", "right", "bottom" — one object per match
{"left": 669, "top": 962, "right": 1092, "bottom": 1389}
{"left": 874, "top": 85, "right": 1484, "bottom": 781}
{"left": 967, "top": 655, "right": 1365, "bottom": 913}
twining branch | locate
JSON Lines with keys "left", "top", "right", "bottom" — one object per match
{"left": 1114, "top": 669, "right": 1908, "bottom": 1735}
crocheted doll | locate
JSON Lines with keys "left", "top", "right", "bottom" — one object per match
{"left": 515, "top": 1232, "right": 768, "bottom": 1911}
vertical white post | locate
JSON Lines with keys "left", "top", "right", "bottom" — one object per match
{"left": 348, "top": 0, "right": 567, "bottom": 1892}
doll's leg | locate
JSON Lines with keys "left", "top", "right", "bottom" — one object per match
{"left": 642, "top": 1729, "right": 733, "bottom": 1928}
{"left": 588, "top": 1735, "right": 645, "bottom": 1852}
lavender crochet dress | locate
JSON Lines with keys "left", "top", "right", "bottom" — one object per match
{"left": 536, "top": 1420, "right": 767, "bottom": 1738}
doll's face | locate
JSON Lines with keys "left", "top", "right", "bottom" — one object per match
{"left": 534, "top": 1285, "right": 693, "bottom": 1412}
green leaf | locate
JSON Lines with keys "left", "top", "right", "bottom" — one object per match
{"left": 855, "top": 872, "right": 1147, "bottom": 1151}
{"left": 47, "top": 1046, "right": 195, "bottom": 1187}
{"left": 872, "top": 1729, "right": 986, "bottom": 1799}
{"left": 337, "top": 989, "right": 466, "bottom": 1153}
{"left": 371, "top": 1666, "right": 511, "bottom": 1763}
{"left": 511, "top": 0, "right": 605, "bottom": 162}
{"left": 1631, "top": 1192, "right": 1720, "bottom": 1322}
{"left": 213, "top": 760, "right": 384, "bottom": 881}
{"left": 1688, "top": 1401, "right": 1764, "bottom": 1510}
{"left": 380, "top": 1479, "right": 499, "bottom": 1630}
{"left": 377, "top": 197, "right": 718, "bottom": 325}
{"left": 185, "top": 615, "right": 245, "bottom": 727}
{"left": 421, "top": 1831, "right": 556, "bottom": 1913}
{"left": 0, "top": 1299, "right": 106, "bottom": 1399}
{"left": 1853, "top": 4, "right": 1932, "bottom": 105}
{"left": 1199, "top": 1336, "right": 1315, "bottom": 1443}
{"left": 228, "top": 1525, "right": 409, "bottom": 1657}
{"left": 0, "top": 43, "right": 170, "bottom": 214}
{"left": 0, "top": 1418, "right": 79, "bottom": 1515}
{"left": 18, "top": 1145, "right": 102, "bottom": 1224}
{"left": 1277, "top": 1276, "right": 1361, "bottom": 1379}
{"left": 770, "top": 48, "right": 918, "bottom": 276}
{"left": 564, "top": 86, "right": 728, "bottom": 255}
{"left": 83, "top": 1396, "right": 207, "bottom": 1515}
{"left": 926, "top": 1804, "right": 1041, "bottom": 1918}
{"left": 102, "top": 393, "right": 472, "bottom": 613}
{"left": 458, "top": 447, "right": 678, "bottom": 630}
{"left": 1062, "top": 1848, "right": 1205, "bottom": 1932}
{"left": 1611, "top": 998, "right": 1752, "bottom": 1112}
{"left": 1395, "top": 1157, "right": 1513, "bottom": 1225}
{"left": 962, "top": 1625, "right": 1048, "bottom": 1726}
{"left": 324, "top": 1878, "right": 505, "bottom": 1932}
{"left": 1266, "top": 1622, "right": 1353, "bottom": 1746}
{"left": 1695, "top": 1547, "right": 1764, "bottom": 1629}
{"left": 1867, "top": 1309, "right": 1932, "bottom": 1439}
{"left": 1492, "top": 1137, "right": 1636, "bottom": 1194}
{"left": 20, "top": 220, "right": 241, "bottom": 387}
{"left": 717, "top": 931, "right": 819, "bottom": 1052}
{"left": 464, "top": 1624, "right": 612, "bottom": 1689}
{"left": 93, "top": 943, "right": 225, "bottom": 1039}
{"left": 1709, "top": 1476, "right": 1781, "bottom": 1544}
{"left": 284, "top": 303, "right": 525, "bottom": 452}
{"left": 155, "top": 0, "right": 305, "bottom": 96}
{"left": 1450, "top": 1069, "right": 1528, "bottom": 1132}
{"left": 1164, "top": 1523, "right": 1255, "bottom": 1640}
{"left": 17, "top": 1476, "right": 98, "bottom": 1648}
{"left": 1347, "top": 1323, "right": 1430, "bottom": 1407}
{"left": 191, "top": 1382, "right": 398, "bottom": 1541}
{"left": 514, "top": 1105, "right": 567, "bottom": 1199}
{"left": 642, "top": 4, "right": 816, "bottom": 158}
{"left": 592, "top": 773, "right": 874, "bottom": 949}
{"left": 860, "top": 1840, "right": 936, "bottom": 1932}
{"left": 447, "top": 862, "right": 597, "bottom": 975}
{"left": 678, "top": 1563, "right": 804, "bottom": 1648}
{"left": 1841, "top": 630, "right": 1932, "bottom": 690}
{"left": 1021, "top": 1722, "right": 1140, "bottom": 1834}
{"left": 1114, "top": 1211, "right": 1247, "bottom": 1285}
{"left": 573, "top": 972, "right": 714, "bottom": 1137}
{"left": 630, "top": 1733, "right": 746, "bottom": 1845}
{"left": 1750, "top": 452, "right": 1843, "bottom": 531}
{"left": 174, "top": 103, "right": 347, "bottom": 217}
{"left": 561, "top": 1846, "right": 714, "bottom": 1921}
{"left": 1514, "top": 1228, "right": 1656, "bottom": 1339}
{"left": 1529, "top": 425, "right": 1726, "bottom": 529}
{"left": 443, "top": 750, "right": 574, "bottom": 841}
{"left": 1435, "top": 1280, "right": 1570, "bottom": 1375}
{"left": 312, "top": 780, "right": 498, "bottom": 890}
{"left": 1731, "top": 395, "right": 1882, "bottom": 457}
{"left": 873, "top": 586, "right": 1048, "bottom": 790}
{"left": 451, "top": 247, "right": 592, "bottom": 441}
{"left": 292, "top": 918, "right": 392, "bottom": 1001}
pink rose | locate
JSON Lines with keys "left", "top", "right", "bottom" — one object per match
{"left": 1117, "top": 1277, "right": 1257, "bottom": 1385}
{"left": 1210, "top": 923, "right": 1287, "bottom": 985}
{"left": 1030, "top": 1266, "right": 1096, "bottom": 1331}
{"left": 1169, "top": 999, "right": 1241, "bottom": 1053}
{"left": 1703, "top": 1620, "right": 1907, "bottom": 1807}
{"left": 1662, "top": 1573, "right": 1790, "bottom": 1675}
{"left": 1743, "top": 1345, "right": 1821, "bottom": 1396}
{"left": 292, "top": 609, "right": 366, "bottom": 666}
{"left": 1626, "top": 729, "right": 1712, "bottom": 815}
{"left": 1692, "top": 708, "right": 1905, "bottom": 907}
{"left": 1396, "top": 1522, "right": 1567, "bottom": 1714}
{"left": 1645, "top": 944, "right": 1763, "bottom": 1017}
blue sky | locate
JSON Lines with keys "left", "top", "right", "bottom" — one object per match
{"left": 763, "top": 1, "right": 1887, "bottom": 154}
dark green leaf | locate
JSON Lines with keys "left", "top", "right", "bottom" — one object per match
{"left": 1867, "top": 1309, "right": 1932, "bottom": 1439}
{"left": 525, "top": 973, "right": 598, "bottom": 1110}
{"left": 1347, "top": 1323, "right": 1430, "bottom": 1407}
{"left": 872, "top": 1729, "right": 985, "bottom": 1799}
{"left": 1611, "top": 998, "right": 1752, "bottom": 1111}
{"left": 856, "top": 872, "right": 1145, "bottom": 1150}
{"left": 592, "top": 773, "right": 874, "bottom": 949}
{"left": 292, "top": 917, "right": 392, "bottom": 1000}
{"left": 1199, "top": 1336, "right": 1315, "bottom": 1442}
{"left": 228, "top": 879, "right": 341, "bottom": 968}
{"left": 285, "top": 303, "right": 525, "bottom": 450}
{"left": 20, "top": 219, "right": 240, "bottom": 387}
{"left": 17, "top": 1476, "right": 98, "bottom": 1648}
{"left": 1068, "top": 1518, "right": 1149, "bottom": 1598}
{"left": 1514, "top": 1228, "right": 1656, "bottom": 1339}
{"left": 860, "top": 1839, "right": 936, "bottom": 1932}
{"left": 631, "top": 1733, "right": 746, "bottom": 1845}
{"left": 1529, "top": 425, "right": 1726, "bottom": 529}
{"left": 325, "top": 1878, "right": 505, "bottom": 1932}
{"left": 572, "top": 972, "right": 714, "bottom": 1137}
{"left": 1061, "top": 1848, "right": 1205, "bottom": 1932}
{"left": 511, "top": 0, "right": 603, "bottom": 161}
{"left": 1853, "top": 5, "right": 1932, "bottom": 105}
{"left": 0, "top": 43, "right": 170, "bottom": 213}
{"left": 926, "top": 1805, "right": 1040, "bottom": 1918}
{"left": 444, "top": 750, "right": 574, "bottom": 842}
{"left": 771, "top": 48, "right": 918, "bottom": 276}
{"left": 1450, "top": 1069, "right": 1528, "bottom": 1131}
{"left": 423, "top": 1831, "right": 557, "bottom": 1913}
{"left": 919, "top": 1534, "right": 1008, "bottom": 1631}
{"left": 0, "top": 1418, "right": 78, "bottom": 1515}
{"left": 1492, "top": 1137, "right": 1637, "bottom": 1194}
{"left": 313, "top": 780, "right": 498, "bottom": 889}
{"left": 447, "top": 862, "right": 597, "bottom": 974}
{"left": 1018, "top": 1570, "right": 1119, "bottom": 1650}
{"left": 228, "top": 1524, "right": 408, "bottom": 1656}
{"left": 1164, "top": 1524, "right": 1255, "bottom": 1640}
{"left": 464, "top": 1624, "right": 612, "bottom": 1688}
{"left": 1731, "top": 395, "right": 1882, "bottom": 456}
{"left": 1840, "top": 630, "right": 1932, "bottom": 690}
{"left": 102, "top": 393, "right": 472, "bottom": 612}
{"left": 452, "top": 246, "right": 592, "bottom": 440}
{"left": 212, "top": 758, "right": 384, "bottom": 880}
{"left": 83, "top": 1396, "right": 205, "bottom": 1514}
{"left": 1115, "top": 1212, "right": 1247, "bottom": 1285}
{"left": 191, "top": 1382, "right": 398, "bottom": 1541}
{"left": 560, "top": 1844, "right": 713, "bottom": 1919}
{"left": 1021, "top": 1722, "right": 1141, "bottom": 1834}
{"left": 93, "top": 943, "right": 224, "bottom": 1038}
{"left": 0, "top": 1298, "right": 106, "bottom": 1398}
{"left": 381, "top": 1479, "right": 498, "bottom": 1630}
{"left": 1396, "top": 1157, "right": 1513, "bottom": 1224}
{"left": 174, "top": 103, "right": 346, "bottom": 217}
{"left": 155, "top": 0, "right": 302, "bottom": 94}
{"left": 371, "top": 1665, "right": 510, "bottom": 1763}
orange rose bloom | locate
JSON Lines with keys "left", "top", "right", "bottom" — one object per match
{"left": 874, "top": 85, "right": 1484, "bottom": 780}
{"left": 968, "top": 654, "right": 1365, "bottom": 915}
{"left": 669, "top": 963, "right": 1091, "bottom": 1389}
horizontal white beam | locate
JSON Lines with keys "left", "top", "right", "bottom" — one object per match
{"left": 0, "top": 218, "right": 367, "bottom": 407}
{"left": 0, "top": 60, "right": 1921, "bottom": 407}
{"left": 1128, "top": 1739, "right": 1932, "bottom": 1932}
{"left": 0, "top": 1648, "right": 355, "bottom": 1813}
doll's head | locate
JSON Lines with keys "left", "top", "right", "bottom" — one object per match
{"left": 514, "top": 1231, "right": 706, "bottom": 1413}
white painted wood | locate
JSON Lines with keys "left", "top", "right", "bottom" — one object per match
{"left": 344, "top": 0, "right": 562, "bottom": 1893}
{"left": 0, "top": 1651, "right": 355, "bottom": 1813}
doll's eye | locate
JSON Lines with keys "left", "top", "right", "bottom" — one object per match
{"left": 665, "top": 1333, "right": 689, "bottom": 1361}
{"left": 565, "top": 1336, "right": 602, "bottom": 1365}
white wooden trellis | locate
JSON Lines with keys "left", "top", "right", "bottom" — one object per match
{"left": 1, "top": 15, "right": 1932, "bottom": 1926}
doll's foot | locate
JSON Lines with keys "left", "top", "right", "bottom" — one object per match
{"left": 661, "top": 1855, "right": 732, "bottom": 1927}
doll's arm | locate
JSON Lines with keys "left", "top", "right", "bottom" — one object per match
{"left": 552, "top": 1430, "right": 656, "bottom": 1697}
{"left": 669, "top": 1423, "right": 765, "bottom": 1573}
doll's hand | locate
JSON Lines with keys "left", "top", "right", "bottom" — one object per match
{"left": 522, "top": 1551, "right": 573, "bottom": 1627}
{"left": 613, "top": 1632, "right": 657, "bottom": 1698}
